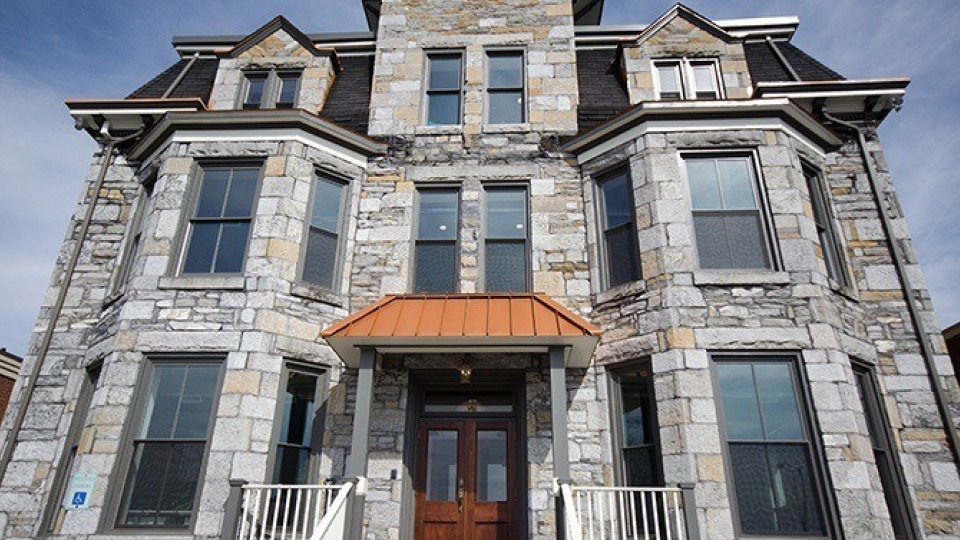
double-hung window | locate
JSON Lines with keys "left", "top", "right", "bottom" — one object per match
{"left": 483, "top": 186, "right": 529, "bottom": 292}
{"left": 685, "top": 155, "right": 773, "bottom": 270}
{"left": 302, "top": 174, "right": 346, "bottom": 289}
{"left": 715, "top": 357, "right": 830, "bottom": 537}
{"left": 117, "top": 180, "right": 154, "bottom": 288}
{"left": 597, "top": 168, "right": 639, "bottom": 288}
{"left": 116, "top": 360, "right": 222, "bottom": 528}
{"left": 181, "top": 165, "right": 260, "bottom": 274}
{"left": 804, "top": 165, "right": 847, "bottom": 286}
{"left": 273, "top": 365, "right": 325, "bottom": 485}
{"left": 425, "top": 53, "right": 463, "bottom": 125}
{"left": 243, "top": 70, "right": 301, "bottom": 109}
{"left": 486, "top": 51, "right": 525, "bottom": 124}
{"left": 414, "top": 188, "right": 459, "bottom": 292}
{"left": 610, "top": 363, "right": 660, "bottom": 487}
{"left": 653, "top": 59, "right": 721, "bottom": 100}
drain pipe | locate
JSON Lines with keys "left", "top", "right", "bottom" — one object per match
{"left": 161, "top": 52, "right": 200, "bottom": 99}
{"left": 824, "top": 111, "right": 960, "bottom": 468}
{"left": 0, "top": 124, "right": 144, "bottom": 484}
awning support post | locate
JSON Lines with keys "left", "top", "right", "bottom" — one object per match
{"left": 550, "top": 345, "right": 571, "bottom": 480}
{"left": 344, "top": 347, "right": 376, "bottom": 539}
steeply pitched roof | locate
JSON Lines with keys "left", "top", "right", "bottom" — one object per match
{"left": 576, "top": 48, "right": 631, "bottom": 132}
{"left": 228, "top": 15, "right": 329, "bottom": 59}
{"left": 744, "top": 41, "right": 844, "bottom": 83}
{"left": 126, "top": 58, "right": 219, "bottom": 101}
{"left": 319, "top": 55, "right": 374, "bottom": 135}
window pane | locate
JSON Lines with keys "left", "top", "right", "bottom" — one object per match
{"left": 600, "top": 172, "right": 633, "bottom": 229}
{"left": 195, "top": 170, "right": 230, "bottom": 218}
{"left": 311, "top": 178, "right": 345, "bottom": 233}
{"left": 605, "top": 225, "right": 638, "bottom": 287}
{"left": 724, "top": 213, "right": 769, "bottom": 269}
{"left": 692, "top": 213, "right": 731, "bottom": 269}
{"left": 485, "top": 241, "right": 526, "bottom": 292}
{"left": 245, "top": 75, "right": 266, "bottom": 107}
{"left": 717, "top": 159, "right": 757, "bottom": 210}
{"left": 717, "top": 363, "right": 763, "bottom": 440}
{"left": 755, "top": 363, "right": 803, "bottom": 440}
{"left": 172, "top": 365, "right": 220, "bottom": 439}
{"left": 183, "top": 222, "right": 219, "bottom": 273}
{"left": 623, "top": 446, "right": 657, "bottom": 488}
{"left": 687, "top": 160, "right": 722, "bottom": 210}
{"left": 279, "top": 372, "right": 318, "bottom": 447}
{"left": 485, "top": 188, "right": 526, "bottom": 239}
{"left": 273, "top": 446, "right": 311, "bottom": 485}
{"left": 477, "top": 431, "right": 507, "bottom": 502}
{"left": 656, "top": 64, "right": 681, "bottom": 98}
{"left": 488, "top": 90, "right": 524, "bottom": 124}
{"left": 213, "top": 221, "right": 250, "bottom": 273}
{"left": 426, "top": 431, "right": 458, "bottom": 501}
{"left": 729, "top": 443, "right": 777, "bottom": 532}
{"left": 415, "top": 242, "right": 457, "bottom": 293}
{"left": 429, "top": 55, "right": 462, "bottom": 90}
{"left": 119, "top": 441, "right": 205, "bottom": 527}
{"left": 488, "top": 52, "right": 523, "bottom": 88}
{"left": 278, "top": 74, "right": 299, "bottom": 106}
{"left": 427, "top": 92, "right": 461, "bottom": 125}
{"left": 418, "top": 190, "right": 458, "bottom": 240}
{"left": 223, "top": 169, "right": 259, "bottom": 218}
{"left": 692, "top": 63, "right": 717, "bottom": 96}
{"left": 303, "top": 228, "right": 338, "bottom": 288}
{"left": 142, "top": 365, "right": 187, "bottom": 439}
{"left": 621, "top": 384, "right": 648, "bottom": 447}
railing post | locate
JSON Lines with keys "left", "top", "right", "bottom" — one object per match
{"left": 222, "top": 478, "right": 248, "bottom": 540}
{"left": 678, "top": 483, "right": 701, "bottom": 540}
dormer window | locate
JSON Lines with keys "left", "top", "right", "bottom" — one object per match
{"left": 242, "top": 70, "right": 301, "bottom": 109}
{"left": 653, "top": 58, "right": 721, "bottom": 101}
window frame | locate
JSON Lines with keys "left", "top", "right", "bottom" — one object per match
{"left": 480, "top": 183, "right": 531, "bottom": 292}
{"left": 802, "top": 163, "right": 849, "bottom": 288}
{"left": 423, "top": 50, "right": 465, "bottom": 126}
{"left": 484, "top": 48, "right": 527, "bottom": 125}
{"left": 174, "top": 161, "right": 264, "bottom": 277}
{"left": 710, "top": 353, "right": 840, "bottom": 539}
{"left": 681, "top": 151, "right": 780, "bottom": 272}
{"left": 411, "top": 185, "right": 462, "bottom": 293}
{"left": 104, "top": 355, "right": 225, "bottom": 533}
{"left": 297, "top": 170, "right": 351, "bottom": 292}
{"left": 240, "top": 69, "right": 302, "bottom": 109}
{"left": 652, "top": 58, "right": 723, "bottom": 101}
{"left": 266, "top": 361, "right": 328, "bottom": 486}
{"left": 607, "top": 360, "right": 662, "bottom": 488}
{"left": 594, "top": 165, "right": 641, "bottom": 290}
{"left": 114, "top": 175, "right": 156, "bottom": 293}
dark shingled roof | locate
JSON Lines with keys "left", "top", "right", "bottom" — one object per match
{"left": 744, "top": 41, "right": 844, "bottom": 84}
{"left": 127, "top": 58, "right": 220, "bottom": 101}
{"left": 576, "top": 48, "right": 631, "bottom": 132}
{"left": 319, "top": 55, "right": 374, "bottom": 135}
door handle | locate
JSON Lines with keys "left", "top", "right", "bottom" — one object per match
{"left": 457, "top": 478, "right": 464, "bottom": 513}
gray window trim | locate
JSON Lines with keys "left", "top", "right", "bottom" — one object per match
{"left": 483, "top": 48, "right": 527, "bottom": 124}
{"left": 297, "top": 170, "right": 351, "bottom": 292}
{"left": 709, "top": 352, "right": 841, "bottom": 539}
{"left": 606, "top": 360, "right": 661, "bottom": 487}
{"left": 480, "top": 182, "right": 531, "bottom": 292}
{"left": 240, "top": 69, "right": 302, "bottom": 109}
{"left": 422, "top": 50, "right": 465, "bottom": 126}
{"left": 102, "top": 355, "right": 225, "bottom": 534}
{"left": 801, "top": 162, "right": 850, "bottom": 289}
{"left": 172, "top": 160, "right": 264, "bottom": 277}
{"left": 410, "top": 184, "right": 462, "bottom": 293}
{"left": 681, "top": 151, "right": 780, "bottom": 272}
{"left": 112, "top": 175, "right": 156, "bottom": 295}
{"left": 265, "top": 361, "right": 329, "bottom": 486}
{"left": 594, "top": 164, "right": 641, "bottom": 290}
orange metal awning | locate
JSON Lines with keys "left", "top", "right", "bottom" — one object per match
{"left": 322, "top": 294, "right": 601, "bottom": 367}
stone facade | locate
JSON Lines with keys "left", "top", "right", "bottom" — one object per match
{"left": 0, "top": 3, "right": 958, "bottom": 540}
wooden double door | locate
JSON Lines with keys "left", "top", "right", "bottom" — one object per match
{"left": 414, "top": 419, "right": 518, "bottom": 540}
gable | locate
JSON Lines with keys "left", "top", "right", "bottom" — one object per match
{"left": 237, "top": 28, "right": 315, "bottom": 59}
{"left": 642, "top": 11, "right": 729, "bottom": 57}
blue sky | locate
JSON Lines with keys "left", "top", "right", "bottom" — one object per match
{"left": 1, "top": 0, "right": 958, "bottom": 355}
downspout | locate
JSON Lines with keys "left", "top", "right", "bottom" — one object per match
{"left": 766, "top": 35, "right": 802, "bottom": 82}
{"left": 161, "top": 52, "right": 200, "bottom": 99}
{"left": 823, "top": 110, "right": 960, "bottom": 468}
{"left": 0, "top": 125, "right": 145, "bottom": 484}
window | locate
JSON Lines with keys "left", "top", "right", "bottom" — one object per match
{"left": 272, "top": 365, "right": 325, "bottom": 485}
{"left": 43, "top": 364, "right": 101, "bottom": 533}
{"left": 715, "top": 357, "right": 830, "bottom": 537}
{"left": 685, "top": 155, "right": 773, "bottom": 270}
{"left": 486, "top": 51, "right": 525, "bottom": 124}
{"left": 181, "top": 165, "right": 260, "bottom": 274}
{"left": 426, "top": 53, "right": 463, "bottom": 125}
{"left": 804, "top": 165, "right": 847, "bottom": 286}
{"left": 242, "top": 70, "right": 301, "bottom": 109}
{"left": 610, "top": 363, "right": 660, "bottom": 487}
{"left": 853, "top": 364, "right": 916, "bottom": 540}
{"left": 117, "top": 180, "right": 154, "bottom": 288}
{"left": 483, "top": 186, "right": 529, "bottom": 292}
{"left": 414, "top": 188, "right": 459, "bottom": 292}
{"left": 597, "top": 168, "right": 639, "bottom": 288}
{"left": 653, "top": 58, "right": 721, "bottom": 100}
{"left": 302, "top": 174, "right": 346, "bottom": 289}
{"left": 116, "top": 361, "right": 222, "bottom": 528}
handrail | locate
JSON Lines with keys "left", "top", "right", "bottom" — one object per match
{"left": 564, "top": 484, "right": 695, "bottom": 540}
{"left": 308, "top": 480, "right": 355, "bottom": 540}
{"left": 561, "top": 482, "right": 584, "bottom": 540}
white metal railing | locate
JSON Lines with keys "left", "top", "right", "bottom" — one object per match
{"left": 307, "top": 480, "right": 354, "bottom": 540}
{"left": 567, "top": 486, "right": 688, "bottom": 540}
{"left": 235, "top": 483, "right": 350, "bottom": 540}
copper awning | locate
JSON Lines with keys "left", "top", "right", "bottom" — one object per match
{"left": 322, "top": 293, "right": 601, "bottom": 367}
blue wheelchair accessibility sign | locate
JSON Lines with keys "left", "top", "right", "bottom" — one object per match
{"left": 63, "top": 473, "right": 97, "bottom": 510}
{"left": 71, "top": 492, "right": 88, "bottom": 507}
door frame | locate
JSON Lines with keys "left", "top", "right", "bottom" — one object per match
{"left": 402, "top": 369, "right": 528, "bottom": 540}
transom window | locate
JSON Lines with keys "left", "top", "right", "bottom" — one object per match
{"left": 653, "top": 58, "right": 721, "bottom": 101}
{"left": 685, "top": 155, "right": 773, "bottom": 270}
{"left": 597, "top": 168, "right": 639, "bottom": 288}
{"left": 804, "top": 165, "right": 847, "bottom": 286}
{"left": 486, "top": 51, "right": 525, "bottom": 124}
{"left": 484, "top": 186, "right": 529, "bottom": 292}
{"left": 414, "top": 188, "right": 460, "bottom": 293}
{"left": 426, "top": 53, "right": 463, "bottom": 125}
{"left": 242, "top": 70, "right": 301, "bottom": 109}
{"left": 302, "top": 174, "right": 346, "bottom": 289}
{"left": 181, "top": 165, "right": 260, "bottom": 274}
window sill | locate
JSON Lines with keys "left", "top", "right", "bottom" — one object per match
{"left": 481, "top": 123, "right": 531, "bottom": 134}
{"left": 693, "top": 270, "right": 790, "bottom": 286}
{"left": 414, "top": 124, "right": 463, "bottom": 135}
{"left": 594, "top": 280, "right": 648, "bottom": 306}
{"left": 291, "top": 282, "right": 345, "bottom": 307}
{"left": 89, "top": 534, "right": 194, "bottom": 540}
{"left": 158, "top": 275, "right": 246, "bottom": 291}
